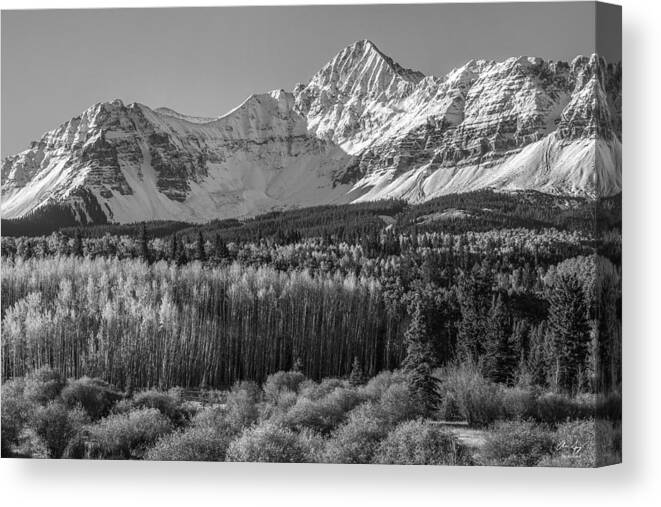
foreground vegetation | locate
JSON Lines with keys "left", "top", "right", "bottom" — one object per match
{"left": 1, "top": 365, "right": 620, "bottom": 466}
{"left": 1, "top": 193, "right": 621, "bottom": 465}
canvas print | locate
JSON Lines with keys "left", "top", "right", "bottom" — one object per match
{"left": 0, "top": 2, "right": 621, "bottom": 466}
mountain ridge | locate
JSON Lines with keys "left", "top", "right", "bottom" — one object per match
{"left": 1, "top": 40, "right": 621, "bottom": 226}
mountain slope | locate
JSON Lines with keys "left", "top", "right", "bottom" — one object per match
{"left": 1, "top": 41, "right": 621, "bottom": 226}
{"left": 2, "top": 92, "right": 355, "bottom": 223}
{"left": 315, "top": 50, "right": 621, "bottom": 202}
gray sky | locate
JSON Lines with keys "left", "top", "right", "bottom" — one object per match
{"left": 1, "top": 2, "right": 621, "bottom": 157}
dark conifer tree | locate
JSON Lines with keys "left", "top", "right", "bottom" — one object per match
{"left": 73, "top": 230, "right": 83, "bottom": 257}
{"left": 38, "top": 238, "right": 49, "bottom": 258}
{"left": 213, "top": 233, "right": 229, "bottom": 261}
{"left": 21, "top": 239, "right": 34, "bottom": 259}
{"left": 175, "top": 237, "right": 187, "bottom": 266}
{"left": 55, "top": 232, "right": 69, "bottom": 256}
{"left": 421, "top": 250, "right": 442, "bottom": 286}
{"left": 168, "top": 234, "right": 177, "bottom": 262}
{"left": 137, "top": 224, "right": 150, "bottom": 263}
{"left": 483, "top": 294, "right": 518, "bottom": 384}
{"left": 402, "top": 301, "right": 441, "bottom": 416}
{"left": 195, "top": 230, "right": 206, "bottom": 262}
{"left": 548, "top": 274, "right": 591, "bottom": 394}
{"left": 456, "top": 264, "right": 493, "bottom": 362}
{"left": 349, "top": 356, "right": 365, "bottom": 386}
{"left": 527, "top": 322, "right": 549, "bottom": 387}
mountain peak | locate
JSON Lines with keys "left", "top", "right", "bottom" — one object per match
{"left": 331, "top": 39, "right": 425, "bottom": 84}
{"left": 295, "top": 40, "right": 425, "bottom": 121}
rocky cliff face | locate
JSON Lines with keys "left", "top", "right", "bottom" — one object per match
{"left": 1, "top": 40, "right": 621, "bottom": 225}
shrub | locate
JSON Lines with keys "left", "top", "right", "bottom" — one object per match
{"left": 200, "top": 390, "right": 227, "bottom": 405}
{"left": 482, "top": 420, "right": 555, "bottom": 466}
{"left": 320, "top": 380, "right": 423, "bottom": 462}
{"left": 191, "top": 404, "right": 230, "bottom": 429}
{"left": 31, "top": 402, "right": 89, "bottom": 458}
{"left": 440, "top": 363, "right": 503, "bottom": 427}
{"left": 278, "top": 387, "right": 363, "bottom": 434}
{"left": 23, "top": 367, "right": 65, "bottom": 404}
{"left": 61, "top": 431, "right": 90, "bottom": 459}
{"left": 376, "top": 383, "right": 424, "bottom": 426}
{"left": 528, "top": 392, "right": 588, "bottom": 423}
{"left": 146, "top": 425, "right": 234, "bottom": 461}
{"left": 299, "top": 378, "right": 347, "bottom": 401}
{"left": 60, "top": 377, "right": 123, "bottom": 420}
{"left": 261, "top": 389, "right": 299, "bottom": 421}
{"left": 263, "top": 370, "right": 306, "bottom": 403}
{"left": 1, "top": 379, "right": 34, "bottom": 456}
{"left": 226, "top": 381, "right": 260, "bottom": 430}
{"left": 374, "top": 420, "right": 473, "bottom": 465}
{"left": 438, "top": 392, "right": 463, "bottom": 421}
{"left": 359, "top": 370, "right": 406, "bottom": 401}
{"left": 130, "top": 389, "right": 188, "bottom": 426}
{"left": 296, "top": 428, "right": 326, "bottom": 463}
{"left": 500, "top": 387, "right": 535, "bottom": 420}
{"left": 226, "top": 422, "right": 317, "bottom": 463}
{"left": 82, "top": 408, "right": 173, "bottom": 459}
{"left": 323, "top": 403, "right": 389, "bottom": 464}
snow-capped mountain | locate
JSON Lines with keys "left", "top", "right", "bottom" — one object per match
{"left": 1, "top": 40, "right": 621, "bottom": 225}
{"left": 1, "top": 91, "right": 354, "bottom": 224}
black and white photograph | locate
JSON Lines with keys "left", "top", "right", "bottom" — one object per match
{"left": 1, "top": 1, "right": 622, "bottom": 468}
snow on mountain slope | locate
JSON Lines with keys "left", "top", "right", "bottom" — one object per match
{"left": 294, "top": 39, "right": 426, "bottom": 153}
{"left": 1, "top": 41, "right": 621, "bottom": 226}
{"left": 2, "top": 92, "right": 355, "bottom": 223}
{"left": 352, "top": 133, "right": 621, "bottom": 203}
{"left": 312, "top": 48, "right": 621, "bottom": 201}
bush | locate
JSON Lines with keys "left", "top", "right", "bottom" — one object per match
{"left": 261, "top": 389, "right": 299, "bottom": 421}
{"left": 226, "top": 381, "right": 260, "bottom": 430}
{"left": 191, "top": 404, "right": 230, "bottom": 429}
{"left": 528, "top": 392, "right": 592, "bottom": 423}
{"left": 81, "top": 408, "right": 173, "bottom": 459}
{"left": 374, "top": 420, "right": 473, "bottom": 465}
{"left": 263, "top": 370, "right": 306, "bottom": 403}
{"left": 482, "top": 420, "right": 555, "bottom": 466}
{"left": 60, "top": 377, "right": 123, "bottom": 420}
{"left": 1, "top": 379, "right": 34, "bottom": 456}
{"left": 440, "top": 363, "right": 504, "bottom": 427}
{"left": 278, "top": 386, "right": 363, "bottom": 434}
{"left": 359, "top": 370, "right": 406, "bottom": 401}
{"left": 146, "top": 425, "right": 234, "bottom": 461}
{"left": 130, "top": 389, "right": 188, "bottom": 426}
{"left": 298, "top": 378, "right": 347, "bottom": 401}
{"left": 323, "top": 403, "right": 389, "bottom": 464}
{"left": 500, "top": 387, "right": 535, "bottom": 420}
{"left": 23, "top": 367, "right": 65, "bottom": 404}
{"left": 377, "top": 383, "right": 424, "bottom": 426}
{"left": 31, "top": 402, "right": 89, "bottom": 458}
{"left": 438, "top": 392, "right": 463, "bottom": 421}
{"left": 226, "top": 422, "right": 318, "bottom": 463}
